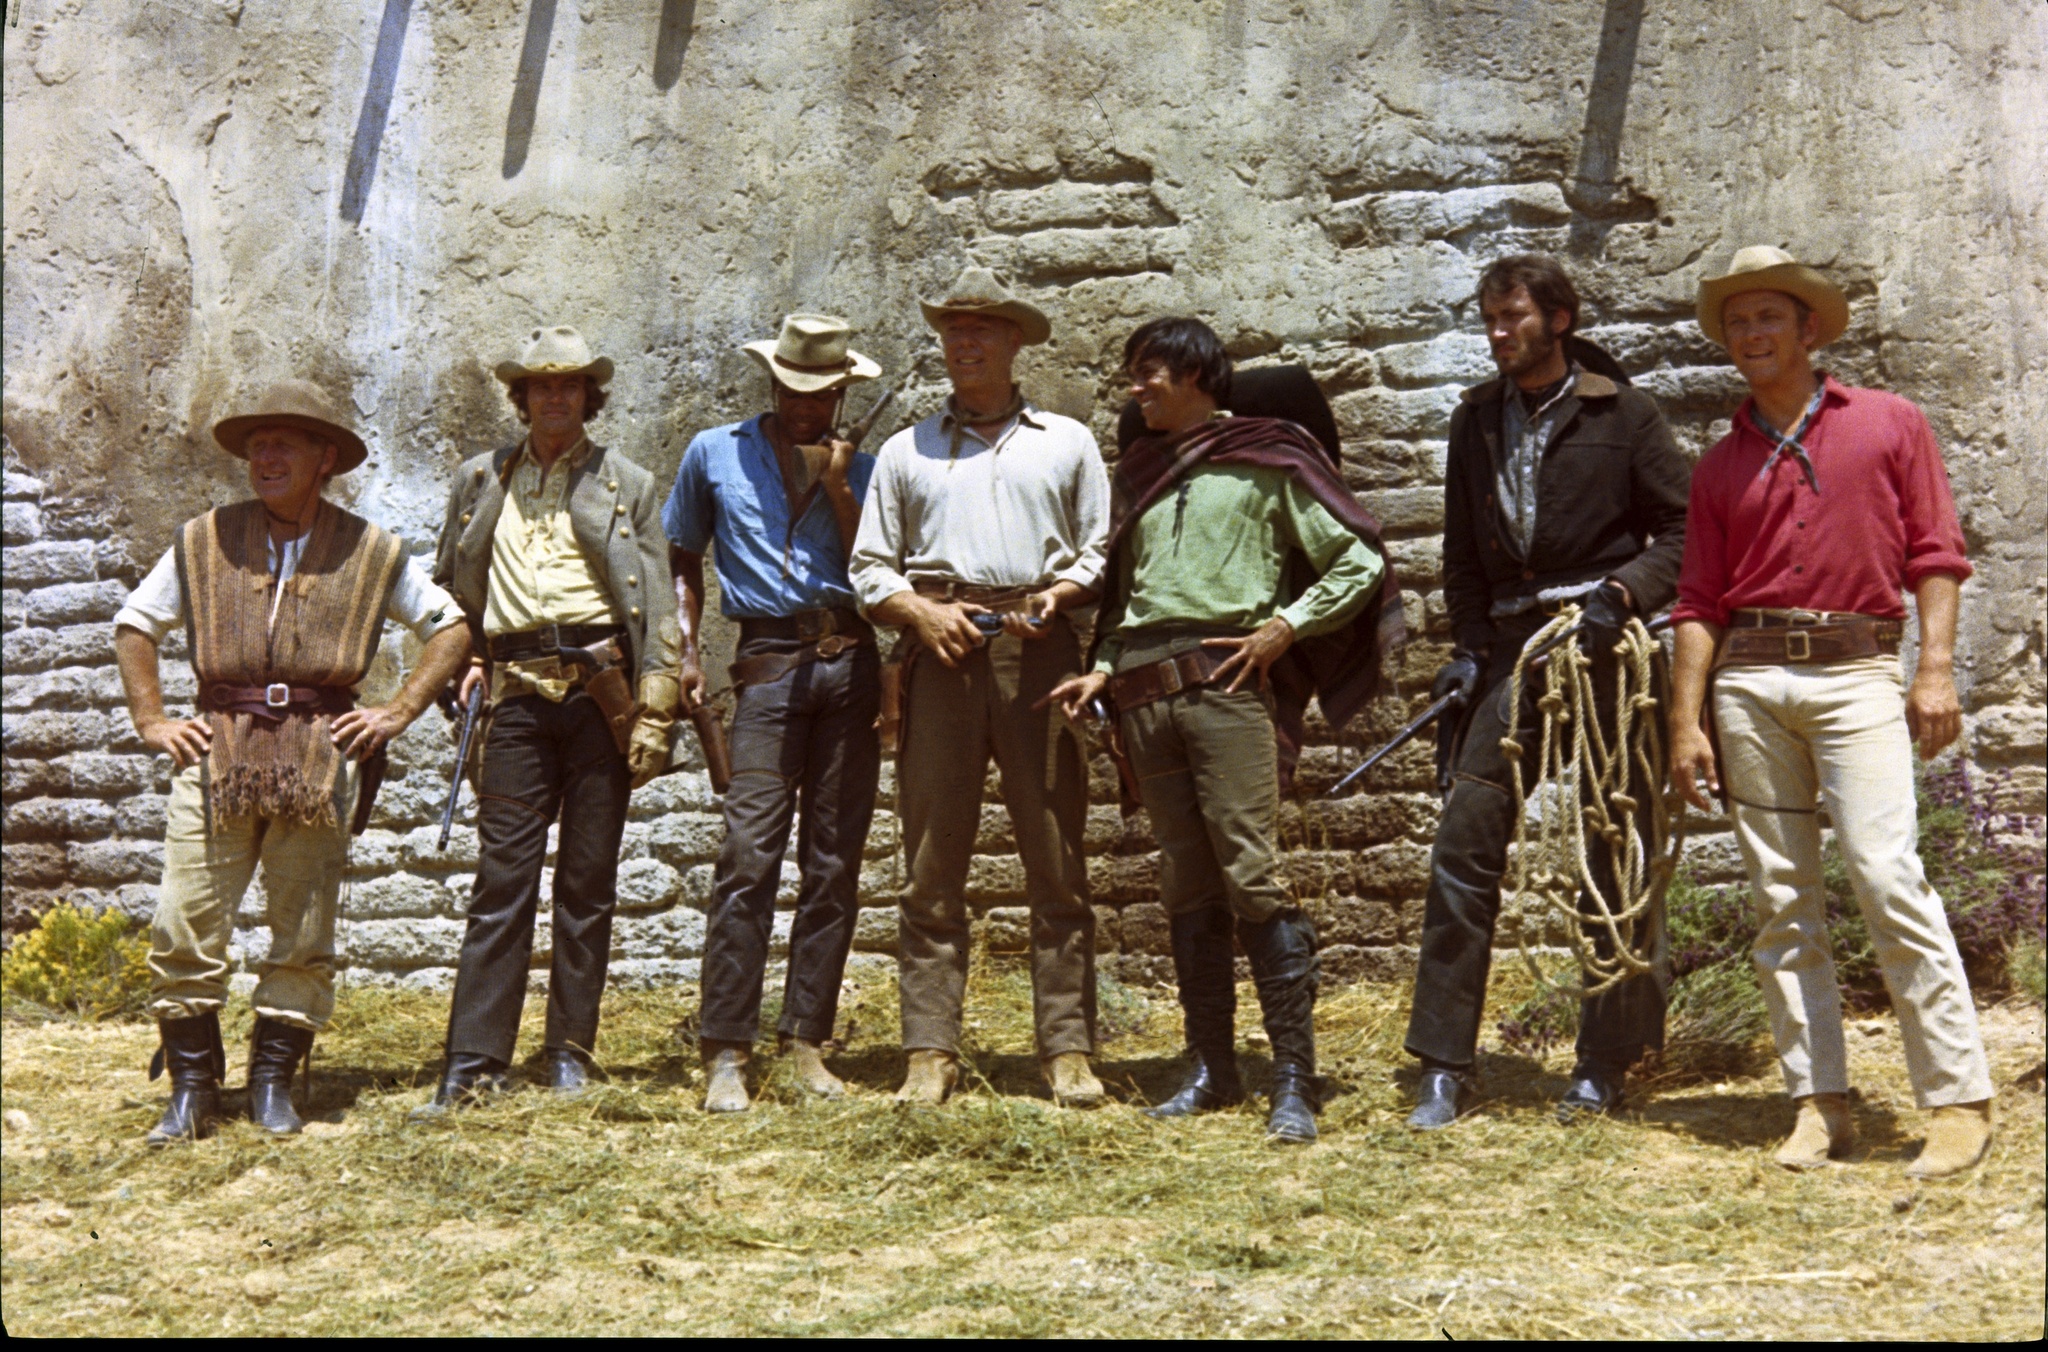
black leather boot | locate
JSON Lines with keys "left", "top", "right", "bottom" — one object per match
{"left": 247, "top": 1017, "right": 315, "bottom": 1136}
{"left": 1149, "top": 907, "right": 1243, "bottom": 1119}
{"left": 145, "top": 1011, "right": 226, "bottom": 1146}
{"left": 1267, "top": 1063, "right": 1319, "bottom": 1144}
{"left": 1147, "top": 1048, "right": 1245, "bottom": 1119}
{"left": 546, "top": 1047, "right": 593, "bottom": 1097}
{"left": 1406, "top": 1062, "right": 1471, "bottom": 1131}
{"left": 408, "top": 1051, "right": 510, "bottom": 1123}
{"left": 1239, "top": 909, "right": 1321, "bottom": 1144}
{"left": 1556, "top": 1060, "right": 1626, "bottom": 1123}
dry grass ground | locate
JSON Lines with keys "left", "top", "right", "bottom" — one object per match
{"left": 3, "top": 963, "right": 2042, "bottom": 1339}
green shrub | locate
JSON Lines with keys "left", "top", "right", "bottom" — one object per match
{"left": 0, "top": 900, "right": 152, "bottom": 1021}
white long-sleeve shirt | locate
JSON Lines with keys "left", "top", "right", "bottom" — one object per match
{"left": 848, "top": 400, "right": 1111, "bottom": 613}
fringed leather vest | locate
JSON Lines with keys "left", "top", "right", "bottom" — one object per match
{"left": 175, "top": 499, "right": 405, "bottom": 827}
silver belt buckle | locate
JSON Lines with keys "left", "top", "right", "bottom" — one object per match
{"left": 265, "top": 682, "right": 291, "bottom": 708}
{"left": 1159, "top": 657, "right": 1184, "bottom": 695}
{"left": 1785, "top": 631, "right": 1812, "bottom": 662}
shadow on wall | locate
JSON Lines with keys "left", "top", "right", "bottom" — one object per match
{"left": 340, "top": 0, "right": 416, "bottom": 224}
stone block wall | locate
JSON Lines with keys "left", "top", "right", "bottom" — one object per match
{"left": 4, "top": 1, "right": 2044, "bottom": 996}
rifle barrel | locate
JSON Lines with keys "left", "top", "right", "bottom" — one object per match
{"left": 1325, "top": 690, "right": 1463, "bottom": 798}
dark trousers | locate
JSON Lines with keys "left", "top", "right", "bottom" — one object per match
{"left": 699, "top": 637, "right": 881, "bottom": 1047}
{"left": 445, "top": 692, "right": 631, "bottom": 1065}
{"left": 1405, "top": 623, "right": 1670, "bottom": 1073}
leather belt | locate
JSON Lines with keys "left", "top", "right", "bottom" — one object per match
{"left": 1108, "top": 646, "right": 1233, "bottom": 712}
{"left": 1717, "top": 610, "right": 1902, "bottom": 667}
{"left": 911, "top": 580, "right": 1036, "bottom": 609}
{"left": 201, "top": 682, "right": 354, "bottom": 722}
{"left": 489, "top": 623, "right": 628, "bottom": 663}
{"left": 731, "top": 610, "right": 872, "bottom": 689}
{"left": 739, "top": 608, "right": 870, "bottom": 644}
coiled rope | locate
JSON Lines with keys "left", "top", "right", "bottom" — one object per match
{"left": 1498, "top": 606, "right": 1682, "bottom": 997}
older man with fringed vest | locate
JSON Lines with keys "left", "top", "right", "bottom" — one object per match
{"left": 112, "top": 381, "right": 472, "bottom": 1144}
{"left": 414, "top": 326, "right": 684, "bottom": 1118}
{"left": 1669, "top": 247, "right": 1994, "bottom": 1179}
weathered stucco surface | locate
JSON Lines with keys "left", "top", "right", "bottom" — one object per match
{"left": 4, "top": 1, "right": 2044, "bottom": 990}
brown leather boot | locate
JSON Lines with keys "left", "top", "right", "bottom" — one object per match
{"left": 1905, "top": 1100, "right": 1993, "bottom": 1180}
{"left": 703, "top": 1045, "right": 751, "bottom": 1114}
{"left": 1775, "top": 1092, "right": 1856, "bottom": 1170}
{"left": 787, "top": 1039, "right": 845, "bottom": 1099}
{"left": 1043, "top": 1052, "right": 1105, "bottom": 1108}
{"left": 894, "top": 1049, "right": 958, "bottom": 1105}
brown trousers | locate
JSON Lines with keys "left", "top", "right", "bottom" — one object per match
{"left": 896, "top": 615, "right": 1095, "bottom": 1057}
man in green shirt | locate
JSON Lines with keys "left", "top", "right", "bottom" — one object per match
{"left": 1046, "top": 319, "right": 1397, "bottom": 1143}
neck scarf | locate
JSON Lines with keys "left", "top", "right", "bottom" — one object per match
{"left": 1751, "top": 382, "right": 1827, "bottom": 494}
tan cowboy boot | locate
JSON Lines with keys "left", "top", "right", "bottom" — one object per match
{"left": 1044, "top": 1052, "right": 1106, "bottom": 1108}
{"left": 1905, "top": 1100, "right": 1993, "bottom": 1180}
{"left": 1775, "top": 1092, "right": 1856, "bottom": 1170}
{"left": 703, "top": 1046, "right": 751, "bottom": 1114}
{"left": 894, "top": 1050, "right": 959, "bottom": 1105}
{"left": 787, "top": 1039, "right": 845, "bottom": 1100}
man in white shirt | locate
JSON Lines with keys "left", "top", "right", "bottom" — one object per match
{"left": 849, "top": 267, "right": 1111, "bottom": 1107}
{"left": 113, "top": 380, "right": 470, "bottom": 1144}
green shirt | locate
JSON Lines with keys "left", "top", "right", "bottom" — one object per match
{"left": 1094, "top": 462, "right": 1385, "bottom": 673}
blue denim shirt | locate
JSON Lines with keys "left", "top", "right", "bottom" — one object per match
{"left": 661, "top": 416, "right": 875, "bottom": 619}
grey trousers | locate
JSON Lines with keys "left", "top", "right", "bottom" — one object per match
{"left": 699, "top": 636, "right": 881, "bottom": 1046}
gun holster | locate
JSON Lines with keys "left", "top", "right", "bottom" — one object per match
{"left": 1434, "top": 693, "right": 1476, "bottom": 799}
{"left": 559, "top": 638, "right": 638, "bottom": 757}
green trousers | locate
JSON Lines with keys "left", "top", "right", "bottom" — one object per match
{"left": 1117, "top": 629, "right": 1288, "bottom": 923}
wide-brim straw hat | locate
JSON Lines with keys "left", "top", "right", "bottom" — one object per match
{"left": 493, "top": 325, "right": 615, "bottom": 387}
{"left": 1696, "top": 246, "right": 1849, "bottom": 349}
{"left": 213, "top": 380, "right": 368, "bottom": 474}
{"left": 743, "top": 313, "right": 883, "bottom": 393}
{"left": 919, "top": 266, "right": 1051, "bottom": 346}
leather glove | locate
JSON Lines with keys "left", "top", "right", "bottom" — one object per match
{"left": 638, "top": 671, "right": 682, "bottom": 719}
{"left": 1430, "top": 652, "right": 1482, "bottom": 708}
{"left": 1576, "top": 581, "right": 1633, "bottom": 661}
{"left": 627, "top": 708, "right": 674, "bottom": 789}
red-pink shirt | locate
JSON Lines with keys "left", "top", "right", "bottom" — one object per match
{"left": 1672, "top": 376, "right": 1970, "bottom": 627}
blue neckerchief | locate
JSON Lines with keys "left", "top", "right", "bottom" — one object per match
{"left": 1751, "top": 384, "right": 1827, "bottom": 494}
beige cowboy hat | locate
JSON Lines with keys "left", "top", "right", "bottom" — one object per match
{"left": 919, "top": 266, "right": 1051, "bottom": 346}
{"left": 493, "top": 324, "right": 615, "bottom": 387}
{"left": 212, "top": 380, "right": 369, "bottom": 474}
{"left": 1696, "top": 245, "right": 1850, "bottom": 349}
{"left": 743, "top": 313, "right": 883, "bottom": 393}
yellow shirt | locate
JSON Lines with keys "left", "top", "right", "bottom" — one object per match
{"left": 482, "top": 436, "right": 622, "bottom": 637}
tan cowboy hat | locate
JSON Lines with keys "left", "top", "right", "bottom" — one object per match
{"left": 743, "top": 313, "right": 883, "bottom": 393}
{"left": 1696, "top": 245, "right": 1850, "bottom": 349}
{"left": 493, "top": 325, "right": 615, "bottom": 387}
{"left": 919, "top": 266, "right": 1051, "bottom": 346}
{"left": 212, "top": 380, "right": 369, "bottom": 474}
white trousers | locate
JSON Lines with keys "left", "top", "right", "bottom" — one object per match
{"left": 1714, "top": 656, "right": 1991, "bottom": 1107}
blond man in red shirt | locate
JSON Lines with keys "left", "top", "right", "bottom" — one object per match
{"left": 1668, "top": 247, "right": 1992, "bottom": 1179}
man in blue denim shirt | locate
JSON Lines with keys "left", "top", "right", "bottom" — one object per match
{"left": 663, "top": 314, "right": 884, "bottom": 1113}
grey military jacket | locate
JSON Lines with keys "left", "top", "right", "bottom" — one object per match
{"left": 434, "top": 440, "right": 681, "bottom": 691}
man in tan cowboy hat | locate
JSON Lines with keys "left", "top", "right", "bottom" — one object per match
{"left": 415, "top": 325, "right": 684, "bottom": 1116}
{"left": 849, "top": 267, "right": 1111, "bottom": 1107}
{"left": 664, "top": 313, "right": 887, "bottom": 1113}
{"left": 113, "top": 379, "right": 472, "bottom": 1143}
{"left": 1668, "top": 246, "right": 1994, "bottom": 1177}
